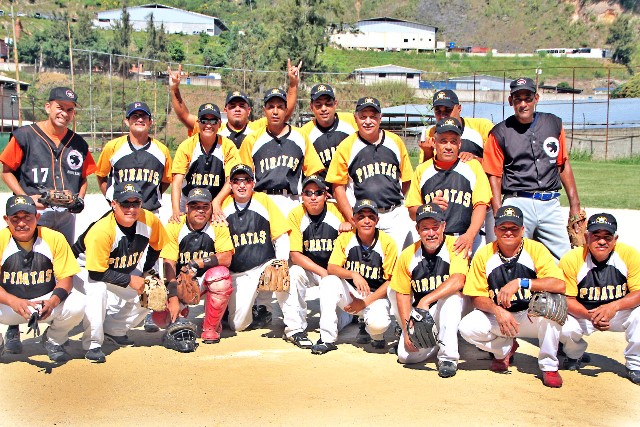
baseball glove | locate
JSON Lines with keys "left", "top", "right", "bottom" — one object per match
{"left": 406, "top": 307, "right": 440, "bottom": 349}
{"left": 528, "top": 292, "right": 568, "bottom": 326}
{"left": 162, "top": 318, "right": 199, "bottom": 353}
{"left": 567, "top": 209, "right": 587, "bottom": 248}
{"left": 39, "top": 189, "right": 85, "bottom": 213}
{"left": 140, "top": 272, "right": 168, "bottom": 312}
{"left": 177, "top": 265, "right": 201, "bottom": 306}
{"left": 257, "top": 259, "right": 290, "bottom": 293}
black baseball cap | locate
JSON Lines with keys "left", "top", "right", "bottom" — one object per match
{"left": 197, "top": 103, "right": 221, "bottom": 120}
{"left": 510, "top": 77, "right": 537, "bottom": 94}
{"left": 113, "top": 182, "right": 143, "bottom": 203}
{"left": 125, "top": 101, "right": 152, "bottom": 118}
{"left": 432, "top": 90, "right": 459, "bottom": 108}
{"left": 353, "top": 199, "right": 378, "bottom": 216}
{"left": 587, "top": 213, "right": 617, "bottom": 235}
{"left": 229, "top": 164, "right": 254, "bottom": 180}
{"left": 6, "top": 195, "right": 37, "bottom": 216}
{"left": 225, "top": 90, "right": 250, "bottom": 106}
{"left": 415, "top": 203, "right": 445, "bottom": 223}
{"left": 310, "top": 84, "right": 336, "bottom": 101}
{"left": 49, "top": 87, "right": 78, "bottom": 105}
{"left": 355, "top": 97, "right": 381, "bottom": 113}
{"left": 435, "top": 117, "right": 463, "bottom": 136}
{"left": 495, "top": 206, "right": 524, "bottom": 227}
{"left": 263, "top": 88, "right": 287, "bottom": 105}
{"left": 302, "top": 175, "right": 327, "bottom": 190}
{"left": 187, "top": 188, "right": 213, "bottom": 204}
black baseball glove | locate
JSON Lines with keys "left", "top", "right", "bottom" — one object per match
{"left": 406, "top": 307, "right": 440, "bottom": 349}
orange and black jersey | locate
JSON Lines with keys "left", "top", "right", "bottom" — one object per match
{"left": 560, "top": 243, "right": 640, "bottom": 310}
{"left": 300, "top": 112, "right": 357, "bottom": 176}
{"left": 464, "top": 239, "right": 564, "bottom": 312}
{"left": 0, "top": 227, "right": 80, "bottom": 300}
{"left": 172, "top": 134, "right": 240, "bottom": 199}
{"left": 218, "top": 123, "right": 256, "bottom": 149}
{"left": 390, "top": 237, "right": 469, "bottom": 306}
{"left": 329, "top": 229, "right": 397, "bottom": 292}
{"left": 95, "top": 135, "right": 172, "bottom": 211}
{"left": 289, "top": 201, "right": 344, "bottom": 269}
{"left": 161, "top": 216, "right": 234, "bottom": 277}
{"left": 222, "top": 193, "right": 290, "bottom": 273}
{"left": 326, "top": 130, "right": 413, "bottom": 210}
{"left": 239, "top": 125, "right": 324, "bottom": 195}
{"left": 0, "top": 123, "right": 96, "bottom": 196}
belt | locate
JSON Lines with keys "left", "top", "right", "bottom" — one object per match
{"left": 378, "top": 204, "right": 399, "bottom": 214}
{"left": 506, "top": 191, "right": 560, "bottom": 201}
{"left": 263, "top": 188, "right": 290, "bottom": 196}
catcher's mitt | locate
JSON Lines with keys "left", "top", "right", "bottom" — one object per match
{"left": 39, "top": 189, "right": 84, "bottom": 213}
{"left": 528, "top": 292, "right": 568, "bottom": 326}
{"left": 177, "top": 265, "right": 201, "bottom": 305}
{"left": 140, "top": 272, "right": 168, "bottom": 311}
{"left": 567, "top": 209, "right": 587, "bottom": 248}
{"left": 162, "top": 318, "right": 199, "bottom": 353}
{"left": 406, "top": 307, "right": 440, "bottom": 349}
{"left": 257, "top": 259, "right": 290, "bottom": 293}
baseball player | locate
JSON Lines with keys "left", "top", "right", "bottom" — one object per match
{"left": 160, "top": 188, "right": 235, "bottom": 343}
{"left": 0, "top": 196, "right": 84, "bottom": 362}
{"left": 239, "top": 88, "right": 324, "bottom": 217}
{"left": 558, "top": 213, "right": 640, "bottom": 384}
{"left": 170, "top": 103, "right": 240, "bottom": 222}
{"left": 312, "top": 199, "right": 398, "bottom": 354}
{"left": 72, "top": 182, "right": 168, "bottom": 363}
{"left": 405, "top": 118, "right": 492, "bottom": 257}
{"left": 299, "top": 84, "right": 357, "bottom": 186}
{"left": 418, "top": 89, "right": 493, "bottom": 163}
{"left": 168, "top": 59, "right": 302, "bottom": 140}
{"left": 459, "top": 206, "right": 566, "bottom": 388}
{"left": 390, "top": 203, "right": 469, "bottom": 377}
{"left": 288, "top": 175, "right": 350, "bottom": 331}
{"left": 221, "top": 164, "right": 310, "bottom": 348}
{"left": 483, "top": 77, "right": 582, "bottom": 260}
{"left": 325, "top": 97, "right": 415, "bottom": 253}
{"left": 95, "top": 101, "right": 172, "bottom": 213}
{"left": 0, "top": 87, "right": 95, "bottom": 353}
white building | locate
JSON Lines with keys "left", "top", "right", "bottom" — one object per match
{"left": 352, "top": 64, "right": 422, "bottom": 88}
{"left": 94, "top": 3, "right": 227, "bottom": 36}
{"left": 330, "top": 17, "right": 437, "bottom": 51}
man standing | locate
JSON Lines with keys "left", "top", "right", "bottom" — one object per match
{"left": 72, "top": 182, "right": 168, "bottom": 362}
{"left": 161, "top": 188, "right": 235, "bottom": 344}
{"left": 459, "top": 206, "right": 566, "bottom": 387}
{"left": 95, "top": 102, "right": 172, "bottom": 213}
{"left": 312, "top": 199, "right": 398, "bottom": 354}
{"left": 239, "top": 88, "right": 324, "bottom": 217}
{"left": 326, "top": 97, "right": 414, "bottom": 252}
{"left": 221, "top": 164, "right": 310, "bottom": 348}
{"left": 0, "top": 196, "right": 85, "bottom": 362}
{"left": 483, "top": 77, "right": 582, "bottom": 260}
{"left": 390, "top": 203, "right": 469, "bottom": 378}
{"left": 559, "top": 213, "right": 640, "bottom": 384}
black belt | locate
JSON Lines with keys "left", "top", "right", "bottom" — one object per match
{"left": 378, "top": 204, "right": 399, "bottom": 213}
{"left": 263, "top": 188, "right": 291, "bottom": 196}
{"left": 505, "top": 191, "right": 560, "bottom": 201}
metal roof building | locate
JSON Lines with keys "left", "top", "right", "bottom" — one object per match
{"left": 330, "top": 17, "right": 437, "bottom": 51}
{"left": 352, "top": 64, "right": 423, "bottom": 88}
{"left": 94, "top": 3, "right": 228, "bottom": 36}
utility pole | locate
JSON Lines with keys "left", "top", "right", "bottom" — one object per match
{"left": 10, "top": 0, "right": 23, "bottom": 126}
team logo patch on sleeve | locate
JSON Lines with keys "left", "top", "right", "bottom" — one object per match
{"left": 66, "top": 149, "right": 84, "bottom": 170}
{"left": 543, "top": 137, "right": 559, "bottom": 158}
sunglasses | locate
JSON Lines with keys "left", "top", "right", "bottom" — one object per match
{"left": 303, "top": 190, "right": 325, "bottom": 197}
{"left": 231, "top": 177, "right": 253, "bottom": 184}
{"left": 512, "top": 96, "right": 535, "bottom": 104}
{"left": 199, "top": 118, "right": 220, "bottom": 125}
{"left": 119, "top": 200, "right": 142, "bottom": 208}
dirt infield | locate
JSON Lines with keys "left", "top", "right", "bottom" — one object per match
{"left": 1, "top": 194, "right": 639, "bottom": 426}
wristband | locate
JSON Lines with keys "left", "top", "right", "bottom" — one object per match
{"left": 188, "top": 260, "right": 199, "bottom": 273}
{"left": 519, "top": 278, "right": 531, "bottom": 290}
{"left": 51, "top": 287, "right": 69, "bottom": 302}
{"left": 201, "top": 256, "right": 219, "bottom": 270}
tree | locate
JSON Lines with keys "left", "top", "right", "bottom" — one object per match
{"left": 612, "top": 74, "right": 640, "bottom": 98}
{"left": 112, "top": 2, "right": 133, "bottom": 56}
{"left": 144, "top": 13, "right": 158, "bottom": 58}
{"left": 168, "top": 40, "right": 186, "bottom": 63}
{"left": 607, "top": 15, "right": 636, "bottom": 68}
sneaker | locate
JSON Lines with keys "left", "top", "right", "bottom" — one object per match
{"left": 356, "top": 318, "right": 371, "bottom": 344}
{"left": 42, "top": 332, "right": 70, "bottom": 362}
{"left": 627, "top": 368, "right": 640, "bottom": 384}
{"left": 143, "top": 312, "right": 160, "bottom": 333}
{"left": 311, "top": 340, "right": 337, "bottom": 355}
{"left": 438, "top": 361, "right": 458, "bottom": 378}
{"left": 249, "top": 305, "right": 273, "bottom": 329}
{"left": 542, "top": 370, "right": 563, "bottom": 388}
{"left": 284, "top": 332, "right": 314, "bottom": 349}
{"left": 4, "top": 326, "right": 23, "bottom": 354}
{"left": 85, "top": 347, "right": 106, "bottom": 363}
{"left": 371, "top": 339, "right": 385, "bottom": 349}
{"left": 581, "top": 353, "right": 591, "bottom": 364}
{"left": 491, "top": 340, "right": 519, "bottom": 373}
{"left": 104, "top": 333, "right": 134, "bottom": 346}
{"left": 563, "top": 357, "right": 581, "bottom": 371}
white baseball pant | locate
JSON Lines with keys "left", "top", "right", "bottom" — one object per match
{"left": 377, "top": 205, "right": 417, "bottom": 254}
{"left": 289, "top": 265, "right": 323, "bottom": 332}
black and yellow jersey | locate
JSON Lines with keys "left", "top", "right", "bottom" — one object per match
{"left": 289, "top": 201, "right": 344, "bottom": 269}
